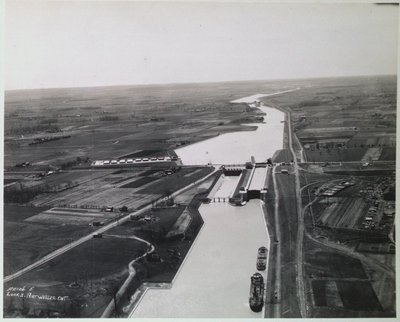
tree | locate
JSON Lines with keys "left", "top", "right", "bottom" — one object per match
{"left": 119, "top": 206, "right": 128, "bottom": 212}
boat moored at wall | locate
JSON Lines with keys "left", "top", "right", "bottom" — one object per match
{"left": 249, "top": 272, "right": 264, "bottom": 312}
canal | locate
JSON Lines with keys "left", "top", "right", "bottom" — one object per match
{"left": 176, "top": 105, "right": 285, "bottom": 165}
{"left": 130, "top": 95, "right": 285, "bottom": 318}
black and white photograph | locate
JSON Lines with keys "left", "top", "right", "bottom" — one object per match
{"left": 2, "top": 0, "right": 398, "bottom": 319}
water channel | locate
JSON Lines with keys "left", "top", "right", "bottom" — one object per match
{"left": 176, "top": 104, "right": 284, "bottom": 165}
{"left": 131, "top": 95, "right": 285, "bottom": 318}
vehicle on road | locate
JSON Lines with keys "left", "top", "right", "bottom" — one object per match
{"left": 256, "top": 246, "right": 267, "bottom": 271}
{"left": 249, "top": 273, "right": 265, "bottom": 312}
{"left": 280, "top": 169, "right": 289, "bottom": 174}
{"left": 91, "top": 221, "right": 104, "bottom": 227}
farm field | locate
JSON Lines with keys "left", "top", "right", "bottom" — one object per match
{"left": 318, "top": 198, "right": 367, "bottom": 229}
{"left": 25, "top": 207, "right": 118, "bottom": 225}
{"left": 4, "top": 214, "right": 94, "bottom": 276}
{"left": 305, "top": 240, "right": 391, "bottom": 317}
{"left": 4, "top": 205, "right": 112, "bottom": 276}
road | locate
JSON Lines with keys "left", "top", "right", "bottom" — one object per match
{"left": 299, "top": 160, "right": 395, "bottom": 165}
{"left": 286, "top": 109, "right": 307, "bottom": 317}
{"left": 4, "top": 168, "right": 219, "bottom": 284}
{"left": 4, "top": 160, "right": 394, "bottom": 176}
{"left": 260, "top": 95, "right": 307, "bottom": 318}
{"left": 269, "top": 166, "right": 282, "bottom": 317}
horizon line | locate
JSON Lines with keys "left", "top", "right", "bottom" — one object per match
{"left": 5, "top": 73, "right": 397, "bottom": 92}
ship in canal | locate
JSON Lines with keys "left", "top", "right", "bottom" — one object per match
{"left": 249, "top": 272, "right": 264, "bottom": 312}
{"left": 256, "top": 246, "right": 267, "bottom": 271}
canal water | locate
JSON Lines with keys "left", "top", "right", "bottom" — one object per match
{"left": 131, "top": 95, "right": 284, "bottom": 318}
{"left": 176, "top": 105, "right": 285, "bottom": 165}
{"left": 132, "top": 177, "right": 270, "bottom": 318}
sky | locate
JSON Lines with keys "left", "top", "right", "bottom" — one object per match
{"left": 4, "top": 1, "right": 399, "bottom": 90}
